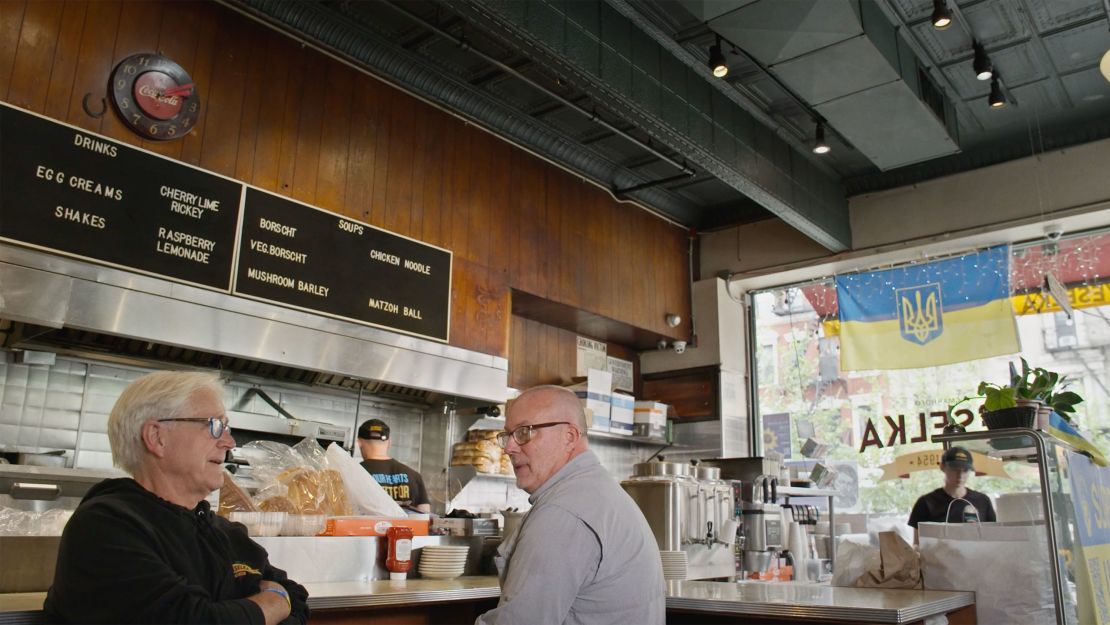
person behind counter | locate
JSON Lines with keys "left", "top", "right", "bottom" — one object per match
{"left": 476, "top": 385, "right": 665, "bottom": 625}
{"left": 908, "top": 446, "right": 997, "bottom": 543}
{"left": 43, "top": 371, "right": 309, "bottom": 625}
{"left": 356, "top": 418, "right": 431, "bottom": 513}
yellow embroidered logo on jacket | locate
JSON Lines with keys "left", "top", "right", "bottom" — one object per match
{"left": 232, "top": 563, "right": 261, "bottom": 578}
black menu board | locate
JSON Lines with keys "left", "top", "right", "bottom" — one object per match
{"left": 234, "top": 188, "right": 452, "bottom": 342}
{"left": 0, "top": 103, "right": 242, "bottom": 290}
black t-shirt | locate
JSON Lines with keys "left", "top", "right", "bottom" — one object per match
{"left": 908, "top": 487, "right": 997, "bottom": 528}
{"left": 360, "top": 458, "right": 430, "bottom": 509}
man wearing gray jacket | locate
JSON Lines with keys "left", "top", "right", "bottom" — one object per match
{"left": 476, "top": 385, "right": 665, "bottom": 625}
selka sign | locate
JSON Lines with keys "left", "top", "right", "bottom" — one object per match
{"left": 0, "top": 102, "right": 451, "bottom": 342}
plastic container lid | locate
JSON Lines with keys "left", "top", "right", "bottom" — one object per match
{"left": 389, "top": 572, "right": 407, "bottom": 581}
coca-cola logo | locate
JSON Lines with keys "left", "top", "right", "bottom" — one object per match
{"left": 137, "top": 84, "right": 180, "bottom": 106}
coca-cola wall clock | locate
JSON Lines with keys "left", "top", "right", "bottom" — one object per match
{"left": 109, "top": 53, "right": 200, "bottom": 141}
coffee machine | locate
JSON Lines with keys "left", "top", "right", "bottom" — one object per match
{"left": 734, "top": 476, "right": 782, "bottom": 576}
{"left": 698, "top": 457, "right": 783, "bottom": 578}
{"left": 621, "top": 461, "right": 736, "bottom": 580}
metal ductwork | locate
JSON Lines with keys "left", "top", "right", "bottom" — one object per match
{"left": 689, "top": 0, "right": 960, "bottom": 171}
{"left": 0, "top": 245, "right": 508, "bottom": 404}
{"left": 220, "top": 0, "right": 701, "bottom": 226}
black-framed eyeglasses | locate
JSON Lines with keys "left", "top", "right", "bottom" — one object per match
{"left": 496, "top": 421, "right": 572, "bottom": 449}
{"left": 157, "top": 416, "right": 230, "bottom": 439}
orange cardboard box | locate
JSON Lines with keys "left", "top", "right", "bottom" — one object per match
{"left": 322, "top": 516, "right": 430, "bottom": 537}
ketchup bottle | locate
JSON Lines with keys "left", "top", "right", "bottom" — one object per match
{"left": 386, "top": 526, "right": 413, "bottom": 581}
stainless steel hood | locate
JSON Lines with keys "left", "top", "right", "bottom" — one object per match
{"left": 0, "top": 244, "right": 509, "bottom": 403}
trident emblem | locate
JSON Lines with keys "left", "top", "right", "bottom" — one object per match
{"left": 897, "top": 284, "right": 943, "bottom": 345}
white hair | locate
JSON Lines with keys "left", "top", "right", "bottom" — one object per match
{"left": 108, "top": 371, "right": 224, "bottom": 474}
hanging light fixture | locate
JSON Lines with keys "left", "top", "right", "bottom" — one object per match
{"left": 812, "top": 122, "right": 831, "bottom": 154}
{"left": 989, "top": 77, "right": 1006, "bottom": 108}
{"left": 932, "top": 0, "right": 952, "bottom": 30}
{"left": 972, "top": 43, "right": 993, "bottom": 81}
{"left": 708, "top": 36, "right": 728, "bottom": 78}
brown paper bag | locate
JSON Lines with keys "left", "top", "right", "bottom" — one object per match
{"left": 854, "top": 530, "right": 923, "bottom": 589}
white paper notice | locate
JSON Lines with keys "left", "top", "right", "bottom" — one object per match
{"left": 606, "top": 356, "right": 633, "bottom": 393}
{"left": 576, "top": 336, "right": 607, "bottom": 377}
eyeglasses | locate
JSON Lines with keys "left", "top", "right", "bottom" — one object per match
{"left": 496, "top": 422, "right": 573, "bottom": 449}
{"left": 157, "top": 416, "right": 230, "bottom": 439}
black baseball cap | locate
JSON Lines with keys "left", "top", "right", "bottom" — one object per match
{"left": 941, "top": 446, "right": 974, "bottom": 470}
{"left": 358, "top": 419, "right": 390, "bottom": 441}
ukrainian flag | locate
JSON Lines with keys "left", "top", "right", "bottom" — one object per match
{"left": 1048, "top": 412, "right": 1108, "bottom": 466}
{"left": 836, "top": 245, "right": 1020, "bottom": 370}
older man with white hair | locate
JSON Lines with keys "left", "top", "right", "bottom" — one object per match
{"left": 44, "top": 370, "right": 308, "bottom": 625}
{"left": 476, "top": 385, "right": 665, "bottom": 625}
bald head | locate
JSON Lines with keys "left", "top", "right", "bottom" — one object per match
{"left": 511, "top": 385, "right": 589, "bottom": 433}
{"left": 503, "top": 385, "right": 589, "bottom": 493}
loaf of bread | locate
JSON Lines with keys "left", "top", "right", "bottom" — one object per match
{"left": 318, "top": 469, "right": 352, "bottom": 516}
{"left": 259, "top": 495, "right": 297, "bottom": 513}
{"left": 218, "top": 470, "right": 259, "bottom": 517}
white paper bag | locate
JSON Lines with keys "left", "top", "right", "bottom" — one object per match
{"left": 919, "top": 521, "right": 1054, "bottom": 625}
{"left": 324, "top": 443, "right": 405, "bottom": 517}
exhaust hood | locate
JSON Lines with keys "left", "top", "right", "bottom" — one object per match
{"left": 0, "top": 244, "right": 509, "bottom": 404}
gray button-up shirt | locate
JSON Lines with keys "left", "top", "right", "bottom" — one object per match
{"left": 477, "top": 449, "right": 665, "bottom": 625}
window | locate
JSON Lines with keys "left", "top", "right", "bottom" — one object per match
{"left": 750, "top": 233, "right": 1110, "bottom": 517}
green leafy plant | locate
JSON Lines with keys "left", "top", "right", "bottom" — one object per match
{"left": 946, "top": 395, "right": 982, "bottom": 426}
{"left": 1011, "top": 357, "right": 1058, "bottom": 401}
{"left": 977, "top": 381, "right": 1017, "bottom": 412}
{"left": 1010, "top": 357, "right": 1083, "bottom": 422}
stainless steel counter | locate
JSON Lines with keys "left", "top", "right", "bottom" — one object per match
{"left": 1, "top": 578, "right": 973, "bottom": 624}
{"left": 667, "top": 580, "right": 974, "bottom": 624}
{"left": 304, "top": 576, "right": 501, "bottom": 609}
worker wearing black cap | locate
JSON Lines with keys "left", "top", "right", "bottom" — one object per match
{"left": 356, "top": 419, "right": 431, "bottom": 513}
{"left": 908, "top": 446, "right": 996, "bottom": 543}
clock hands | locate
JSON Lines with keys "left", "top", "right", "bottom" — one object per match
{"left": 163, "top": 83, "right": 194, "bottom": 98}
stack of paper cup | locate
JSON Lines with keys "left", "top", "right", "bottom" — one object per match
{"left": 790, "top": 524, "right": 810, "bottom": 582}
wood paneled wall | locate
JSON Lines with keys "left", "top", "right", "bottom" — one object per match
{"left": 0, "top": 0, "right": 690, "bottom": 361}
{"left": 508, "top": 315, "right": 639, "bottom": 393}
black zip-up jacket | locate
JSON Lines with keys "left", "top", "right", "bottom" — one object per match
{"left": 43, "top": 478, "right": 309, "bottom": 624}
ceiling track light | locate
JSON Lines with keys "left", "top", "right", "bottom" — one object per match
{"left": 973, "top": 42, "right": 993, "bottom": 81}
{"left": 812, "top": 122, "right": 831, "bottom": 154}
{"left": 989, "top": 76, "right": 1007, "bottom": 108}
{"left": 708, "top": 36, "right": 728, "bottom": 78}
{"left": 932, "top": 0, "right": 952, "bottom": 30}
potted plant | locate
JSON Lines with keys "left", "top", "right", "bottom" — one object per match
{"left": 944, "top": 395, "right": 981, "bottom": 433}
{"left": 976, "top": 379, "right": 1036, "bottom": 430}
{"left": 1011, "top": 358, "right": 1083, "bottom": 428}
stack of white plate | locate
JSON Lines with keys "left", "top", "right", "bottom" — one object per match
{"left": 418, "top": 545, "right": 470, "bottom": 580}
{"left": 659, "top": 550, "right": 688, "bottom": 580}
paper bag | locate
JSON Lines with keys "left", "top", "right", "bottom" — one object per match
{"left": 831, "top": 536, "right": 879, "bottom": 587}
{"left": 919, "top": 521, "right": 1054, "bottom": 625}
{"left": 854, "top": 530, "right": 922, "bottom": 589}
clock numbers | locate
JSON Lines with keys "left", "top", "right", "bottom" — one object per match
{"left": 109, "top": 53, "right": 200, "bottom": 141}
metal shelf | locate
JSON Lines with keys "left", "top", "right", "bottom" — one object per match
{"left": 778, "top": 486, "right": 838, "bottom": 497}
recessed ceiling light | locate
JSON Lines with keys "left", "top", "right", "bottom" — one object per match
{"left": 1101, "top": 49, "right": 1110, "bottom": 85}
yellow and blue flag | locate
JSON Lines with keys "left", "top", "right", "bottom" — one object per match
{"left": 836, "top": 245, "right": 1020, "bottom": 370}
{"left": 1048, "top": 412, "right": 1108, "bottom": 466}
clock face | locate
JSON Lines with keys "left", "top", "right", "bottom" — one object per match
{"left": 109, "top": 53, "right": 200, "bottom": 141}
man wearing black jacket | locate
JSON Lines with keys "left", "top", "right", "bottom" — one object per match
{"left": 43, "top": 371, "right": 309, "bottom": 625}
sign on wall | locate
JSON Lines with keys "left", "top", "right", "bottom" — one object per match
{"left": 0, "top": 102, "right": 452, "bottom": 342}
{"left": 0, "top": 102, "right": 241, "bottom": 290}
{"left": 235, "top": 188, "right": 451, "bottom": 340}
